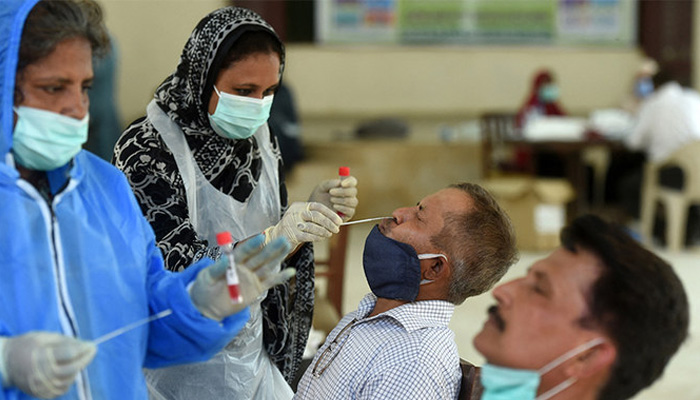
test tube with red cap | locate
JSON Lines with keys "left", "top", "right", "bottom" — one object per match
{"left": 216, "top": 231, "right": 243, "bottom": 304}
{"left": 337, "top": 166, "right": 350, "bottom": 218}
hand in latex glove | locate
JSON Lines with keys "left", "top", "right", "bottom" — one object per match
{"left": 190, "top": 234, "right": 293, "bottom": 321}
{"left": 0, "top": 332, "right": 96, "bottom": 398}
{"left": 308, "top": 176, "right": 358, "bottom": 221}
{"left": 263, "top": 202, "right": 342, "bottom": 248}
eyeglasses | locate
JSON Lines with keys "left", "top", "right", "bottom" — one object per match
{"left": 312, "top": 318, "right": 357, "bottom": 377}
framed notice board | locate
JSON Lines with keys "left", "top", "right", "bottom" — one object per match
{"left": 316, "top": 0, "right": 636, "bottom": 47}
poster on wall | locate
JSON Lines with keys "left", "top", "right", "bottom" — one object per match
{"left": 316, "top": 0, "right": 635, "bottom": 46}
{"left": 315, "top": 0, "right": 399, "bottom": 44}
{"left": 557, "top": 0, "right": 636, "bottom": 45}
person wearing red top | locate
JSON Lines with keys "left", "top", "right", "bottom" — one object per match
{"left": 516, "top": 69, "right": 567, "bottom": 129}
{"left": 512, "top": 70, "right": 568, "bottom": 176}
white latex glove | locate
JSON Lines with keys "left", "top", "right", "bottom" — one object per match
{"left": 0, "top": 332, "right": 96, "bottom": 398}
{"left": 263, "top": 202, "right": 342, "bottom": 247}
{"left": 190, "top": 234, "right": 293, "bottom": 321}
{"left": 308, "top": 176, "right": 358, "bottom": 221}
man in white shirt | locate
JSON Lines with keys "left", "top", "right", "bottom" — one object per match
{"left": 625, "top": 79, "right": 700, "bottom": 162}
{"left": 616, "top": 72, "right": 700, "bottom": 243}
{"left": 295, "top": 183, "right": 517, "bottom": 399}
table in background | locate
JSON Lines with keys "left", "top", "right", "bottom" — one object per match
{"left": 507, "top": 138, "right": 627, "bottom": 219}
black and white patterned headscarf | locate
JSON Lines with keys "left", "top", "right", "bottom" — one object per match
{"left": 156, "top": 6, "right": 285, "bottom": 202}
{"left": 113, "top": 7, "right": 313, "bottom": 383}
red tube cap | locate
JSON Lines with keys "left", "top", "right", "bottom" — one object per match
{"left": 339, "top": 166, "right": 350, "bottom": 177}
{"left": 216, "top": 231, "right": 233, "bottom": 246}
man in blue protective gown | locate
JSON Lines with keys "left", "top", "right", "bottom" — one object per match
{"left": 0, "top": 1, "right": 293, "bottom": 399}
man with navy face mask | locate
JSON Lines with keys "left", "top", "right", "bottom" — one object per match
{"left": 473, "top": 214, "right": 689, "bottom": 400}
{"left": 295, "top": 183, "right": 517, "bottom": 399}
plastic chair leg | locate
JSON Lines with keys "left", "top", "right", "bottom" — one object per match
{"left": 640, "top": 194, "right": 656, "bottom": 246}
{"left": 663, "top": 195, "right": 688, "bottom": 252}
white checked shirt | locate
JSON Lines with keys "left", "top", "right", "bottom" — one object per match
{"left": 294, "top": 293, "right": 461, "bottom": 399}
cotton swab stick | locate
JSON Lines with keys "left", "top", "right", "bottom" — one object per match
{"left": 93, "top": 309, "right": 173, "bottom": 345}
{"left": 341, "top": 216, "right": 393, "bottom": 226}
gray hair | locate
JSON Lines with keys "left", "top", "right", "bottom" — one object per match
{"left": 431, "top": 182, "right": 518, "bottom": 305}
{"left": 17, "top": 0, "right": 109, "bottom": 76}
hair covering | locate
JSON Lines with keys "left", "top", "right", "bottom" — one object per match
{"left": 113, "top": 7, "right": 313, "bottom": 382}
{"left": 515, "top": 69, "right": 566, "bottom": 128}
{"left": 0, "top": 0, "right": 40, "bottom": 159}
{"left": 0, "top": 2, "right": 249, "bottom": 399}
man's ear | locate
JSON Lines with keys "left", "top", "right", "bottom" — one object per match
{"left": 564, "top": 340, "right": 617, "bottom": 379}
{"left": 423, "top": 256, "right": 450, "bottom": 281}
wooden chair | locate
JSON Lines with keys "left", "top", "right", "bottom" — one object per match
{"left": 458, "top": 359, "right": 483, "bottom": 400}
{"left": 313, "top": 226, "right": 349, "bottom": 316}
{"left": 479, "top": 112, "right": 522, "bottom": 178}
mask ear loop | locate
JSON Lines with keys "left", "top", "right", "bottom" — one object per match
{"left": 535, "top": 338, "right": 606, "bottom": 400}
{"left": 417, "top": 253, "right": 448, "bottom": 285}
{"left": 417, "top": 253, "right": 448, "bottom": 262}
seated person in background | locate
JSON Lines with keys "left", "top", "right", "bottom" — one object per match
{"left": 474, "top": 214, "right": 688, "bottom": 400}
{"left": 295, "top": 183, "right": 518, "bottom": 399}
{"left": 618, "top": 69, "right": 700, "bottom": 238}
{"left": 516, "top": 69, "right": 567, "bottom": 130}
{"left": 625, "top": 70, "right": 700, "bottom": 166}
{"left": 516, "top": 69, "right": 567, "bottom": 177}
{"left": 620, "top": 57, "right": 658, "bottom": 114}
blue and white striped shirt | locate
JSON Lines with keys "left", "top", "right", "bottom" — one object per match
{"left": 295, "top": 293, "right": 461, "bottom": 399}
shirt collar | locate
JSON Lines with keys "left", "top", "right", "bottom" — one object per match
{"left": 355, "top": 293, "right": 455, "bottom": 333}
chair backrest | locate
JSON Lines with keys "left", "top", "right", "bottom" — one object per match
{"left": 642, "top": 140, "right": 700, "bottom": 206}
{"left": 659, "top": 140, "right": 700, "bottom": 196}
{"left": 458, "top": 358, "right": 483, "bottom": 400}
{"left": 480, "top": 112, "right": 518, "bottom": 178}
{"left": 640, "top": 140, "right": 700, "bottom": 249}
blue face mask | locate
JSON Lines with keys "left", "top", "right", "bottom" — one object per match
{"left": 12, "top": 106, "right": 89, "bottom": 171}
{"left": 208, "top": 86, "right": 274, "bottom": 140}
{"left": 480, "top": 338, "right": 605, "bottom": 400}
{"left": 635, "top": 77, "right": 654, "bottom": 98}
{"left": 538, "top": 84, "right": 560, "bottom": 104}
{"left": 362, "top": 225, "right": 447, "bottom": 301}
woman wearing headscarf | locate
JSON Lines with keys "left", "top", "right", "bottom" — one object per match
{"left": 112, "top": 6, "right": 358, "bottom": 398}
{"left": 514, "top": 69, "right": 568, "bottom": 176}
{"left": 515, "top": 69, "right": 566, "bottom": 129}
{"left": 0, "top": 0, "right": 294, "bottom": 399}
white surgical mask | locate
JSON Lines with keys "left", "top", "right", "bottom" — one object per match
{"left": 208, "top": 86, "right": 274, "bottom": 140}
{"left": 480, "top": 338, "right": 605, "bottom": 400}
{"left": 12, "top": 106, "right": 88, "bottom": 171}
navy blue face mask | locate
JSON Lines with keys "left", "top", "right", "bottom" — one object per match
{"left": 362, "top": 225, "right": 447, "bottom": 301}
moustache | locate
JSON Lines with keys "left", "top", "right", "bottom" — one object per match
{"left": 378, "top": 217, "right": 397, "bottom": 232}
{"left": 488, "top": 305, "right": 506, "bottom": 331}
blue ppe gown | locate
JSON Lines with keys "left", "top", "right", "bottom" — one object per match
{"left": 0, "top": 1, "right": 250, "bottom": 399}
